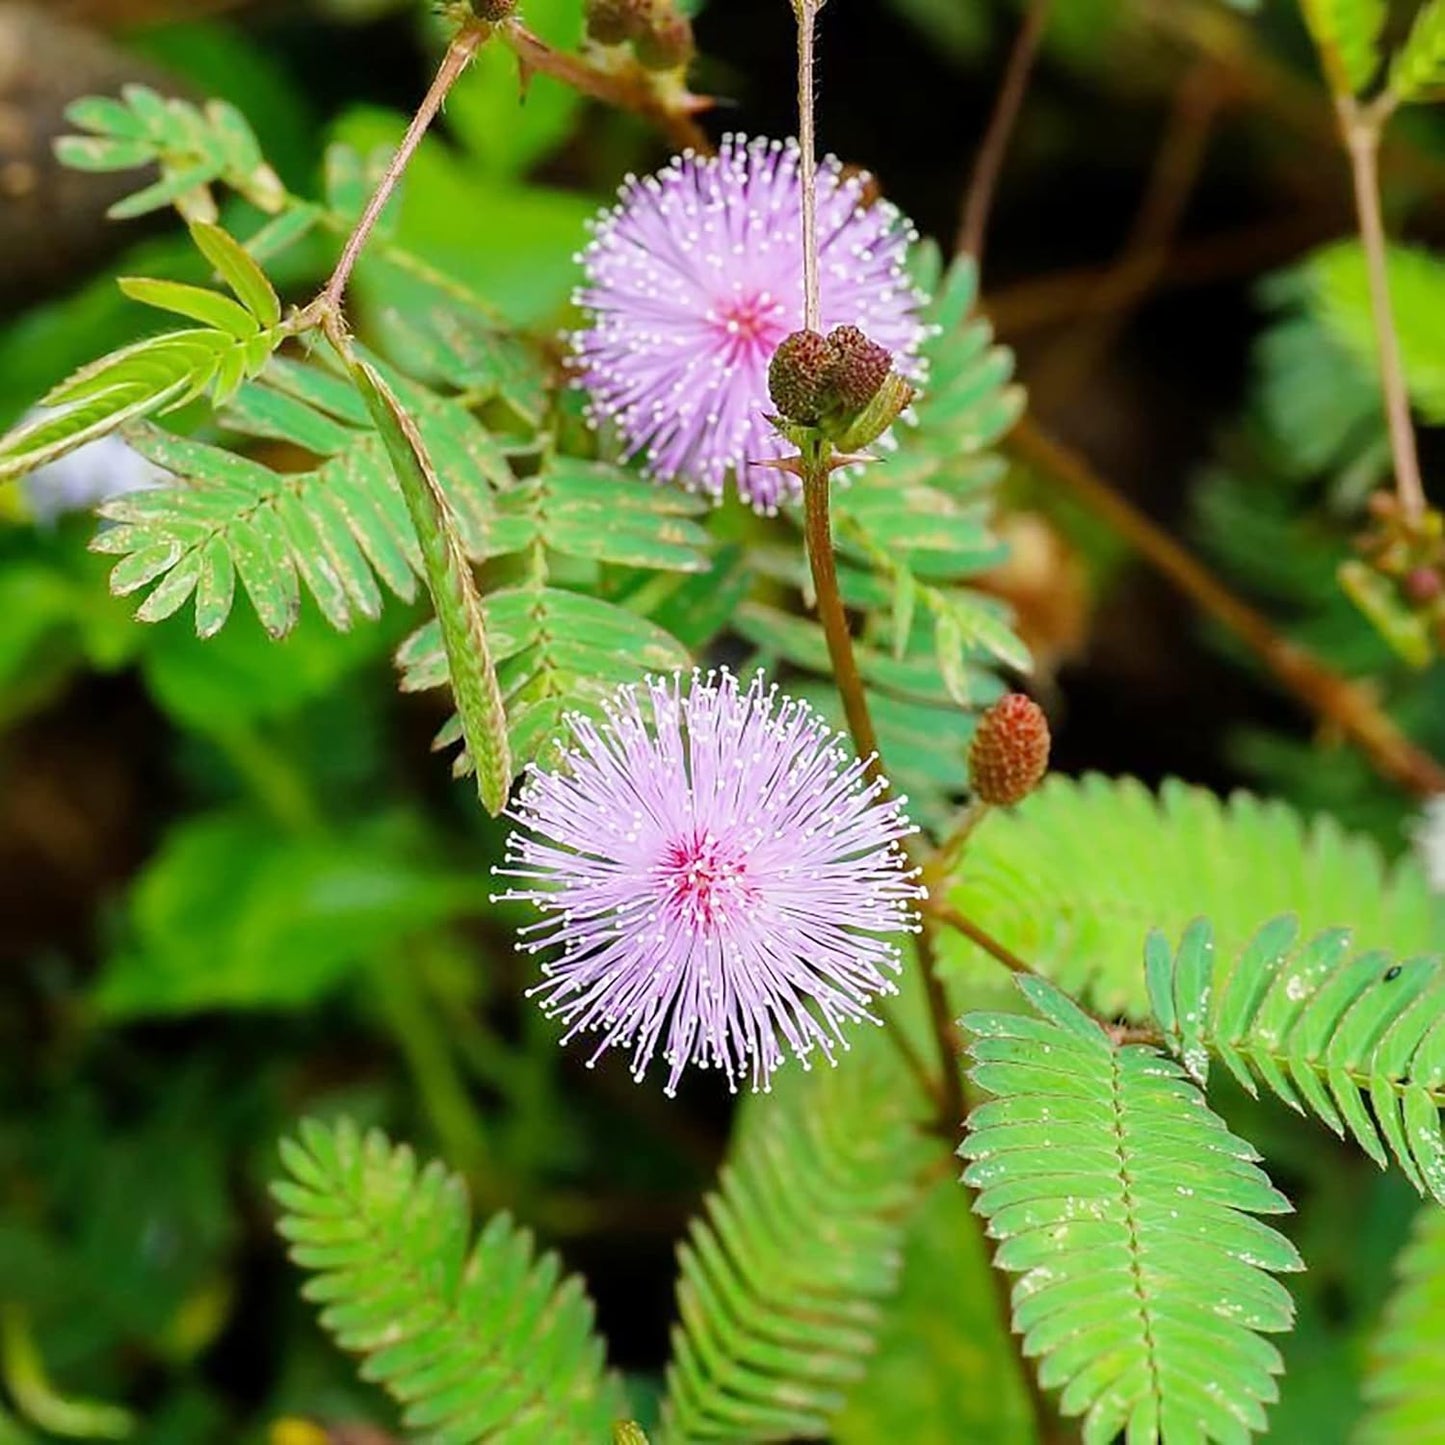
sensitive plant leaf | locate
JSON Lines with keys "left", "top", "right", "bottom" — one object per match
{"left": 1302, "top": 240, "right": 1445, "bottom": 425}
{"left": 1389, "top": 0, "right": 1445, "bottom": 104}
{"left": 115, "top": 279, "right": 259, "bottom": 339}
{"left": 92, "top": 362, "right": 507, "bottom": 639}
{"left": 187, "top": 221, "right": 282, "bottom": 329}
{"left": 1298, "top": 0, "right": 1386, "bottom": 93}
{"left": 942, "top": 775, "right": 1444, "bottom": 1018}
{"left": 348, "top": 356, "right": 511, "bottom": 813}
{"left": 1147, "top": 917, "right": 1445, "bottom": 1202}
{"left": 833, "top": 1181, "right": 1039, "bottom": 1444}
{"left": 1356, "top": 1206, "right": 1445, "bottom": 1443}
{"left": 0, "top": 326, "right": 279, "bottom": 485}
{"left": 397, "top": 586, "right": 691, "bottom": 778}
{"left": 962, "top": 979, "right": 1302, "bottom": 1444}
{"left": 273, "top": 1118, "right": 625, "bottom": 1441}
{"left": 92, "top": 813, "right": 486, "bottom": 1018}
{"left": 659, "top": 1035, "right": 935, "bottom": 1443}
{"left": 57, "top": 85, "right": 285, "bottom": 217}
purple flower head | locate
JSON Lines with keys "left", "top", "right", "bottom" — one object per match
{"left": 495, "top": 669, "right": 924, "bottom": 1095}
{"left": 572, "top": 134, "right": 928, "bottom": 514}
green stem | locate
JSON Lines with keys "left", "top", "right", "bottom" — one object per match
{"left": 1337, "top": 99, "right": 1427, "bottom": 522}
{"left": 369, "top": 954, "right": 497, "bottom": 1204}
{"left": 209, "top": 717, "right": 499, "bottom": 1199}
{"left": 206, "top": 721, "right": 322, "bottom": 835}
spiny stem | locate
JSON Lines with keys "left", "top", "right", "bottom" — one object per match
{"left": 795, "top": 0, "right": 822, "bottom": 332}
{"left": 499, "top": 18, "right": 711, "bottom": 153}
{"left": 1337, "top": 98, "right": 1427, "bottom": 522}
{"left": 298, "top": 21, "right": 486, "bottom": 334}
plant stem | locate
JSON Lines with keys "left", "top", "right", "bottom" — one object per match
{"left": 1337, "top": 99, "right": 1427, "bottom": 522}
{"left": 926, "top": 900, "right": 1034, "bottom": 978}
{"left": 297, "top": 21, "right": 486, "bottom": 334}
{"left": 800, "top": 456, "right": 882, "bottom": 776}
{"left": 498, "top": 19, "right": 711, "bottom": 153}
{"left": 795, "top": 0, "right": 821, "bottom": 332}
{"left": 956, "top": 0, "right": 1052, "bottom": 270}
{"left": 370, "top": 953, "right": 498, "bottom": 1206}
{"left": 1010, "top": 417, "right": 1445, "bottom": 799}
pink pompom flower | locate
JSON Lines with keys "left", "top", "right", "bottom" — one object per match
{"left": 495, "top": 669, "right": 924, "bottom": 1095}
{"left": 571, "top": 134, "right": 928, "bottom": 514}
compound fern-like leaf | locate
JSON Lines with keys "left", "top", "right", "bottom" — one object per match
{"left": 398, "top": 586, "right": 690, "bottom": 776}
{"left": 1147, "top": 916, "right": 1445, "bottom": 1203}
{"left": 1389, "top": 0, "right": 1445, "bottom": 105}
{"left": 659, "top": 1037, "right": 934, "bottom": 1443}
{"left": 962, "top": 977, "right": 1303, "bottom": 1445}
{"left": 942, "top": 775, "right": 1443, "bottom": 1017}
{"left": 1356, "top": 1205, "right": 1445, "bottom": 1444}
{"left": 57, "top": 84, "right": 285, "bottom": 219}
{"left": 274, "top": 1117, "right": 626, "bottom": 1443}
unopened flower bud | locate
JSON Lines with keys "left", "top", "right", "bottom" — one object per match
{"left": 1405, "top": 566, "right": 1444, "bottom": 605}
{"left": 969, "top": 694, "right": 1050, "bottom": 806}
{"left": 585, "top": 0, "right": 649, "bottom": 44}
{"left": 470, "top": 0, "right": 518, "bottom": 20}
{"left": 826, "top": 325, "right": 892, "bottom": 414}
{"left": 635, "top": 9, "right": 695, "bottom": 69}
{"left": 769, "top": 329, "right": 836, "bottom": 425}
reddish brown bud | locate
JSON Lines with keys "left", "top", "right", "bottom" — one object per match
{"left": 1405, "top": 566, "right": 1444, "bottom": 605}
{"left": 969, "top": 694, "right": 1051, "bottom": 806}
{"left": 469, "top": 0, "right": 518, "bottom": 19}
{"left": 826, "top": 324, "right": 892, "bottom": 414}
{"left": 585, "top": 0, "right": 649, "bottom": 44}
{"left": 635, "top": 9, "right": 695, "bottom": 69}
{"left": 769, "top": 329, "right": 836, "bottom": 424}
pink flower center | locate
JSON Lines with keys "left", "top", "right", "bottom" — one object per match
{"left": 659, "top": 831, "right": 756, "bottom": 932}
{"left": 712, "top": 291, "right": 787, "bottom": 365}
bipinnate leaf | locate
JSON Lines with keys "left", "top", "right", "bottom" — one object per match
{"left": 0, "top": 328, "right": 275, "bottom": 486}
{"left": 348, "top": 356, "right": 511, "bottom": 813}
{"left": 659, "top": 1037, "right": 935, "bottom": 1443}
{"left": 187, "top": 221, "right": 282, "bottom": 329}
{"left": 57, "top": 85, "right": 285, "bottom": 219}
{"left": 962, "top": 977, "right": 1303, "bottom": 1444}
{"left": 274, "top": 1117, "right": 625, "bottom": 1442}
{"left": 1389, "top": 0, "right": 1445, "bottom": 104}
{"left": 1147, "top": 916, "right": 1445, "bottom": 1203}
{"left": 941, "top": 775, "right": 1444, "bottom": 1018}
{"left": 1298, "top": 0, "right": 1385, "bottom": 93}
{"left": 1355, "top": 1204, "right": 1445, "bottom": 1444}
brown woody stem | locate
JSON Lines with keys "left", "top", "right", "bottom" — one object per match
{"left": 1010, "top": 418, "right": 1445, "bottom": 799}
{"left": 1337, "top": 99, "right": 1427, "bottom": 522}
{"left": 956, "top": 0, "right": 1052, "bottom": 270}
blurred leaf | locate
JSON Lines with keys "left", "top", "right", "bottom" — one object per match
{"left": 94, "top": 813, "right": 487, "bottom": 1018}
{"left": 881, "top": 0, "right": 991, "bottom": 62}
{"left": 1302, "top": 241, "right": 1445, "bottom": 424}
{"left": 1298, "top": 0, "right": 1385, "bottom": 93}
{"left": 1391, "top": 0, "right": 1445, "bottom": 104}
{"left": 833, "top": 1181, "right": 1037, "bottom": 1445}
